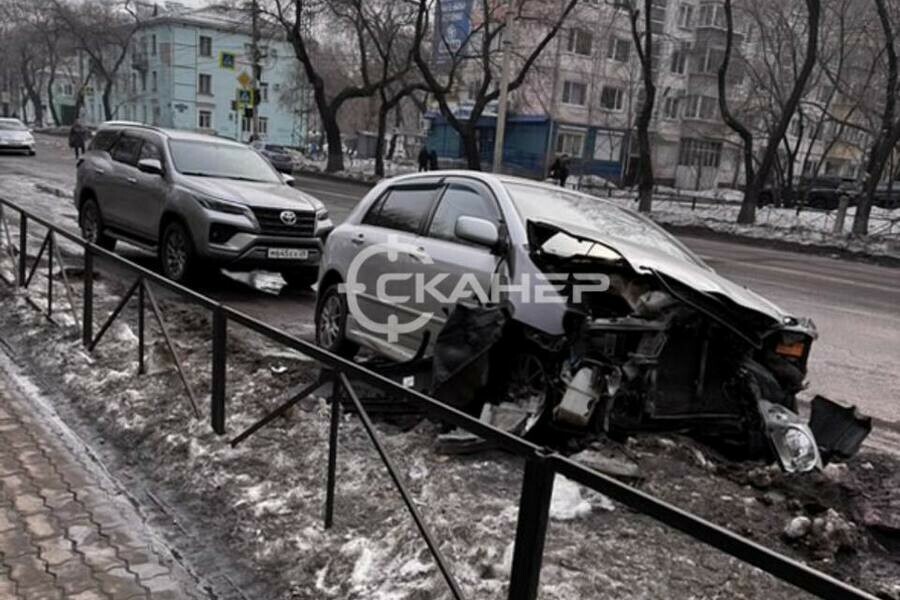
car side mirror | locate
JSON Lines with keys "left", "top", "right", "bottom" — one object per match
{"left": 137, "top": 158, "right": 163, "bottom": 175}
{"left": 456, "top": 216, "right": 500, "bottom": 249}
{"left": 282, "top": 173, "right": 296, "bottom": 187}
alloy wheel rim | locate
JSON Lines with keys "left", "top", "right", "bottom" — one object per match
{"left": 165, "top": 229, "right": 187, "bottom": 280}
{"left": 319, "top": 294, "right": 343, "bottom": 348}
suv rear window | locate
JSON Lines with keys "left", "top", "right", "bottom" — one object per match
{"left": 363, "top": 187, "right": 436, "bottom": 233}
{"left": 90, "top": 129, "right": 119, "bottom": 152}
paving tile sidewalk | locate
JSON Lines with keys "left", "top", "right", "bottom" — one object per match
{"left": 0, "top": 371, "right": 203, "bottom": 599}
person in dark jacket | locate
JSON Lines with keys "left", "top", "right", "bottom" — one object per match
{"left": 428, "top": 149, "right": 439, "bottom": 171}
{"left": 68, "top": 119, "right": 88, "bottom": 159}
{"left": 549, "top": 155, "right": 570, "bottom": 187}
{"left": 418, "top": 146, "right": 430, "bottom": 172}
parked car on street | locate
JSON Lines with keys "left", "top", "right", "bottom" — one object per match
{"left": 0, "top": 118, "right": 36, "bottom": 156}
{"left": 74, "top": 122, "right": 332, "bottom": 287}
{"left": 758, "top": 176, "right": 855, "bottom": 210}
{"left": 250, "top": 141, "right": 295, "bottom": 173}
{"left": 316, "top": 172, "right": 870, "bottom": 473}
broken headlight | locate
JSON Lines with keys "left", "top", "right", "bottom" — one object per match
{"left": 758, "top": 400, "right": 822, "bottom": 473}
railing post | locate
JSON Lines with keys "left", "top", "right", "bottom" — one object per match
{"left": 18, "top": 212, "right": 26, "bottom": 287}
{"left": 211, "top": 307, "right": 227, "bottom": 434}
{"left": 507, "top": 451, "right": 555, "bottom": 600}
{"left": 82, "top": 246, "right": 93, "bottom": 348}
{"left": 46, "top": 232, "right": 53, "bottom": 318}
{"left": 137, "top": 281, "right": 145, "bottom": 375}
{"left": 324, "top": 373, "right": 341, "bottom": 529}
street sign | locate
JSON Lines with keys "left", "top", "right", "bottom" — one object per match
{"left": 237, "top": 71, "right": 252, "bottom": 89}
{"left": 220, "top": 51, "right": 236, "bottom": 70}
{"left": 237, "top": 89, "right": 252, "bottom": 104}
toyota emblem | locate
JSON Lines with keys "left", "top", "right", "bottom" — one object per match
{"left": 280, "top": 211, "right": 298, "bottom": 226}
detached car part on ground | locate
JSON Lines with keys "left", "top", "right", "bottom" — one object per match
{"left": 316, "top": 173, "right": 872, "bottom": 474}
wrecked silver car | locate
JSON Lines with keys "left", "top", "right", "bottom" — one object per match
{"left": 316, "top": 172, "right": 871, "bottom": 473}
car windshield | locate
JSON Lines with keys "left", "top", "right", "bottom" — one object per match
{"left": 505, "top": 182, "right": 705, "bottom": 266}
{"left": 0, "top": 121, "right": 26, "bottom": 131}
{"left": 168, "top": 140, "right": 280, "bottom": 183}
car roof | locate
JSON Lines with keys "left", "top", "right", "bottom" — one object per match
{"left": 387, "top": 170, "right": 565, "bottom": 194}
{"left": 96, "top": 121, "right": 246, "bottom": 147}
{"left": 0, "top": 118, "right": 25, "bottom": 124}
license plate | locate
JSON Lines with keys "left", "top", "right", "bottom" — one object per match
{"left": 267, "top": 248, "right": 309, "bottom": 260}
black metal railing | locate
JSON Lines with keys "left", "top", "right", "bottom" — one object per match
{"left": 0, "top": 196, "right": 878, "bottom": 600}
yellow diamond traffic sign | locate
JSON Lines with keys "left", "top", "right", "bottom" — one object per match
{"left": 237, "top": 71, "right": 252, "bottom": 89}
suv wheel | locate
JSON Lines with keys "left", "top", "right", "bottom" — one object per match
{"left": 315, "top": 283, "right": 358, "bottom": 358}
{"left": 79, "top": 198, "right": 116, "bottom": 251}
{"left": 281, "top": 268, "right": 318, "bottom": 290}
{"left": 160, "top": 221, "right": 195, "bottom": 283}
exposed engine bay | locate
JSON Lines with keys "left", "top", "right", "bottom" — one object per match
{"left": 430, "top": 221, "right": 872, "bottom": 474}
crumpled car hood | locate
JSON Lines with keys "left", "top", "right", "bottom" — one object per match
{"left": 527, "top": 219, "right": 790, "bottom": 325}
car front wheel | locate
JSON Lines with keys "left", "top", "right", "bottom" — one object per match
{"left": 281, "top": 267, "right": 318, "bottom": 290}
{"left": 315, "top": 283, "right": 358, "bottom": 358}
{"left": 160, "top": 221, "right": 196, "bottom": 283}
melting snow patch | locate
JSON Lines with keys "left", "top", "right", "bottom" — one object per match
{"left": 550, "top": 476, "right": 592, "bottom": 521}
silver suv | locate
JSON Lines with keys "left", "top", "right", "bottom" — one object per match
{"left": 74, "top": 123, "right": 332, "bottom": 286}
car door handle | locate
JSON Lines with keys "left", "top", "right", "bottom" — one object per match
{"left": 93, "top": 168, "right": 105, "bottom": 175}
{"left": 351, "top": 234, "right": 365, "bottom": 245}
{"left": 127, "top": 177, "right": 137, "bottom": 184}
{"left": 407, "top": 247, "right": 429, "bottom": 262}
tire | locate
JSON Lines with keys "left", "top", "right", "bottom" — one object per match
{"left": 315, "top": 283, "right": 358, "bottom": 358}
{"left": 281, "top": 267, "right": 318, "bottom": 290}
{"left": 79, "top": 198, "right": 116, "bottom": 251}
{"left": 159, "top": 220, "right": 196, "bottom": 284}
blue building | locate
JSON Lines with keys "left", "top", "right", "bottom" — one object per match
{"left": 114, "top": 6, "right": 306, "bottom": 146}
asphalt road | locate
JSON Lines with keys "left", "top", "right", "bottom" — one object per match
{"left": 2, "top": 135, "right": 898, "bottom": 444}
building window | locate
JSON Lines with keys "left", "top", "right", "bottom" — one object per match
{"left": 152, "top": 105, "right": 160, "bottom": 126}
{"left": 556, "top": 130, "right": 585, "bottom": 157}
{"left": 258, "top": 116, "right": 268, "bottom": 135}
{"left": 566, "top": 28, "right": 593, "bottom": 56}
{"left": 698, "top": 47, "right": 724, "bottom": 74}
{"left": 151, "top": 34, "right": 157, "bottom": 56}
{"left": 593, "top": 131, "right": 624, "bottom": 161}
{"left": 670, "top": 48, "right": 687, "bottom": 74}
{"left": 650, "top": 0, "right": 668, "bottom": 33}
{"left": 141, "top": 72, "right": 147, "bottom": 92}
{"left": 198, "top": 73, "right": 212, "bottom": 95}
{"left": 200, "top": 36, "right": 212, "bottom": 58}
{"left": 131, "top": 73, "right": 137, "bottom": 94}
{"left": 607, "top": 37, "right": 630, "bottom": 63}
{"left": 142, "top": 104, "right": 147, "bottom": 123}
{"left": 561, "top": 80, "right": 588, "bottom": 106}
{"left": 199, "top": 110, "right": 212, "bottom": 129}
{"left": 679, "top": 138, "right": 722, "bottom": 167}
{"left": 698, "top": 3, "right": 725, "bottom": 28}
{"left": 599, "top": 85, "right": 625, "bottom": 111}
{"left": 151, "top": 71, "right": 157, "bottom": 92}
{"left": 684, "top": 94, "right": 718, "bottom": 120}
{"left": 63, "top": 83, "right": 73, "bottom": 96}
{"left": 662, "top": 96, "right": 681, "bottom": 119}
{"left": 241, "top": 115, "right": 252, "bottom": 132}
{"left": 259, "top": 82, "right": 269, "bottom": 103}
{"left": 677, "top": 3, "right": 693, "bottom": 28}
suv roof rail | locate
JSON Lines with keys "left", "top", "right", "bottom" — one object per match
{"left": 98, "top": 120, "right": 161, "bottom": 132}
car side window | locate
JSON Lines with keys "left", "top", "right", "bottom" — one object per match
{"left": 138, "top": 141, "right": 162, "bottom": 162}
{"left": 427, "top": 183, "right": 501, "bottom": 243}
{"left": 362, "top": 187, "right": 437, "bottom": 233}
{"left": 110, "top": 135, "right": 142, "bottom": 166}
{"left": 90, "top": 130, "right": 118, "bottom": 152}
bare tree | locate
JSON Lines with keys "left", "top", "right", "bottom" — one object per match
{"left": 412, "top": 0, "right": 578, "bottom": 171}
{"left": 53, "top": 0, "right": 140, "bottom": 121}
{"left": 718, "top": 0, "right": 822, "bottom": 224}
{"left": 626, "top": 0, "right": 657, "bottom": 212}
{"left": 268, "top": 0, "right": 412, "bottom": 172}
{"left": 852, "top": 0, "right": 900, "bottom": 234}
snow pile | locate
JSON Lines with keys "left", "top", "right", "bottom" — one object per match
{"left": 294, "top": 156, "right": 418, "bottom": 183}
{"left": 549, "top": 476, "right": 592, "bottom": 521}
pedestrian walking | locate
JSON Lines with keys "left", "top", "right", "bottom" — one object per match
{"left": 68, "top": 118, "right": 88, "bottom": 159}
{"left": 549, "top": 154, "right": 570, "bottom": 187}
{"left": 418, "top": 146, "right": 430, "bottom": 172}
{"left": 429, "top": 149, "right": 439, "bottom": 171}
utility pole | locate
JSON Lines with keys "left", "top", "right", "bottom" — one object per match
{"left": 250, "top": 0, "right": 261, "bottom": 139}
{"left": 492, "top": 0, "right": 517, "bottom": 173}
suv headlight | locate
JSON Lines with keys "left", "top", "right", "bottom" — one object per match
{"left": 193, "top": 194, "right": 252, "bottom": 218}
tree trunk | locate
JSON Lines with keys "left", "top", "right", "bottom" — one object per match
{"left": 322, "top": 110, "right": 344, "bottom": 173}
{"left": 631, "top": 1, "right": 657, "bottom": 213}
{"left": 374, "top": 102, "right": 389, "bottom": 178}
{"left": 102, "top": 79, "right": 114, "bottom": 120}
{"left": 854, "top": 138, "right": 893, "bottom": 234}
{"left": 460, "top": 125, "right": 481, "bottom": 170}
{"left": 47, "top": 75, "right": 60, "bottom": 127}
